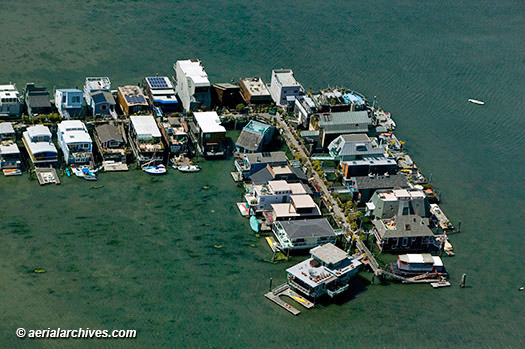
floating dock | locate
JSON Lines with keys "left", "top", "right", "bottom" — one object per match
{"left": 431, "top": 281, "right": 451, "bottom": 288}
{"left": 430, "top": 204, "right": 453, "bottom": 230}
{"left": 265, "top": 283, "right": 314, "bottom": 315}
{"left": 102, "top": 160, "right": 129, "bottom": 172}
{"left": 230, "top": 171, "right": 242, "bottom": 182}
{"left": 35, "top": 168, "right": 60, "bottom": 185}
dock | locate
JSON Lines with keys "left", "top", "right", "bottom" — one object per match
{"left": 430, "top": 204, "right": 453, "bottom": 230}
{"left": 265, "top": 283, "right": 314, "bottom": 315}
{"left": 35, "top": 168, "right": 60, "bottom": 185}
{"left": 230, "top": 171, "right": 242, "bottom": 182}
{"left": 102, "top": 160, "right": 129, "bottom": 172}
{"left": 265, "top": 236, "right": 278, "bottom": 252}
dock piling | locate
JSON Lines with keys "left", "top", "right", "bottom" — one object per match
{"left": 460, "top": 273, "right": 467, "bottom": 288}
{"left": 269, "top": 277, "right": 273, "bottom": 292}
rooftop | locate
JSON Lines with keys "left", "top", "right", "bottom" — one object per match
{"left": 0, "top": 122, "right": 15, "bottom": 135}
{"left": 130, "top": 115, "right": 161, "bottom": 138}
{"left": 175, "top": 59, "right": 210, "bottom": 87}
{"left": 319, "top": 110, "right": 370, "bottom": 128}
{"left": 118, "top": 86, "right": 147, "bottom": 106}
{"left": 373, "top": 215, "right": 434, "bottom": 238}
{"left": 85, "top": 77, "right": 111, "bottom": 91}
{"left": 272, "top": 69, "right": 301, "bottom": 87}
{"left": 235, "top": 129, "right": 265, "bottom": 152}
{"left": 240, "top": 77, "right": 271, "bottom": 97}
{"left": 26, "top": 125, "right": 51, "bottom": 139}
{"left": 399, "top": 253, "right": 434, "bottom": 264}
{"left": 58, "top": 121, "right": 91, "bottom": 144}
{"left": 243, "top": 120, "right": 272, "bottom": 135}
{"left": 95, "top": 124, "right": 124, "bottom": 144}
{"left": 145, "top": 76, "right": 174, "bottom": 90}
{"left": 276, "top": 218, "right": 335, "bottom": 239}
{"left": 291, "top": 194, "right": 316, "bottom": 209}
{"left": 377, "top": 188, "right": 426, "bottom": 201}
{"left": 0, "top": 142, "right": 20, "bottom": 155}
{"left": 310, "top": 243, "right": 348, "bottom": 265}
{"left": 0, "top": 84, "right": 17, "bottom": 92}
{"left": 245, "top": 151, "right": 288, "bottom": 164}
{"left": 353, "top": 174, "right": 409, "bottom": 190}
{"left": 194, "top": 111, "right": 226, "bottom": 134}
{"left": 91, "top": 91, "right": 115, "bottom": 105}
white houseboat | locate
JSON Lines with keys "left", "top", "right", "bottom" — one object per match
{"left": 57, "top": 120, "right": 93, "bottom": 165}
{"left": 390, "top": 253, "right": 448, "bottom": 278}
{"left": 22, "top": 125, "right": 58, "bottom": 166}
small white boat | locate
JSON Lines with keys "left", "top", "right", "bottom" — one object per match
{"left": 468, "top": 98, "right": 485, "bottom": 105}
{"left": 143, "top": 164, "right": 167, "bottom": 175}
{"left": 71, "top": 165, "right": 97, "bottom": 180}
{"left": 178, "top": 164, "right": 200, "bottom": 173}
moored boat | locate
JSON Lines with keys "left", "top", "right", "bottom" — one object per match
{"left": 143, "top": 164, "right": 167, "bottom": 175}
{"left": 390, "top": 253, "right": 448, "bottom": 278}
{"left": 250, "top": 215, "right": 260, "bottom": 233}
{"left": 177, "top": 164, "right": 200, "bottom": 173}
{"left": 468, "top": 98, "right": 485, "bottom": 105}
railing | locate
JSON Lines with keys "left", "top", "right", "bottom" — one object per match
{"left": 327, "top": 284, "right": 349, "bottom": 297}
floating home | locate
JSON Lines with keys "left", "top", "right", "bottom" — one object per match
{"left": 174, "top": 59, "right": 211, "bottom": 112}
{"left": 23, "top": 83, "right": 52, "bottom": 117}
{"left": 269, "top": 69, "right": 303, "bottom": 108}
{"left": 22, "top": 125, "right": 58, "bottom": 166}
{"left": 0, "top": 122, "right": 21, "bottom": 170}
{"left": 212, "top": 83, "right": 242, "bottom": 108}
{"left": 191, "top": 111, "right": 226, "bottom": 157}
{"left": 234, "top": 151, "right": 288, "bottom": 179}
{"left": 0, "top": 84, "right": 22, "bottom": 118}
{"left": 244, "top": 180, "right": 312, "bottom": 212}
{"left": 84, "top": 77, "right": 116, "bottom": 118}
{"left": 143, "top": 76, "right": 179, "bottom": 113}
{"left": 372, "top": 215, "right": 438, "bottom": 253}
{"left": 94, "top": 124, "right": 127, "bottom": 163}
{"left": 57, "top": 120, "right": 93, "bottom": 165}
{"left": 117, "top": 85, "right": 148, "bottom": 115}
{"left": 55, "top": 89, "right": 83, "bottom": 119}
{"left": 249, "top": 164, "right": 308, "bottom": 185}
{"left": 346, "top": 174, "right": 409, "bottom": 204}
{"left": 286, "top": 243, "right": 362, "bottom": 301}
{"left": 162, "top": 117, "right": 188, "bottom": 156}
{"left": 239, "top": 77, "right": 272, "bottom": 104}
{"left": 235, "top": 120, "right": 274, "bottom": 154}
{"left": 128, "top": 115, "right": 164, "bottom": 165}
{"left": 272, "top": 218, "right": 336, "bottom": 250}
{"left": 314, "top": 110, "right": 372, "bottom": 148}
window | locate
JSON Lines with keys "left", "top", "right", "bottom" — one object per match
{"left": 402, "top": 237, "right": 409, "bottom": 246}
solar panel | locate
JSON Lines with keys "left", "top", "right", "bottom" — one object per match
{"left": 125, "top": 94, "right": 146, "bottom": 104}
{"left": 146, "top": 77, "right": 170, "bottom": 89}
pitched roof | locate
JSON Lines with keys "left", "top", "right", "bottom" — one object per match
{"left": 235, "top": 129, "right": 264, "bottom": 152}
{"left": 354, "top": 174, "right": 408, "bottom": 190}
{"left": 91, "top": 90, "right": 115, "bottom": 105}
{"left": 27, "top": 95, "right": 51, "bottom": 108}
{"left": 250, "top": 165, "right": 307, "bottom": 185}
{"left": 245, "top": 151, "right": 288, "bottom": 165}
{"left": 95, "top": 124, "right": 123, "bottom": 144}
{"left": 373, "top": 215, "right": 434, "bottom": 238}
{"left": 320, "top": 111, "right": 370, "bottom": 133}
{"left": 276, "top": 218, "right": 335, "bottom": 239}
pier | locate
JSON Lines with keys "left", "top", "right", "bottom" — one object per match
{"left": 265, "top": 283, "right": 314, "bottom": 315}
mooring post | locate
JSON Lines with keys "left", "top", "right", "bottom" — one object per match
{"left": 269, "top": 277, "right": 273, "bottom": 291}
{"left": 458, "top": 221, "right": 462, "bottom": 233}
{"left": 460, "top": 273, "right": 467, "bottom": 288}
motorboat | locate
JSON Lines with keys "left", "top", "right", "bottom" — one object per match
{"left": 468, "top": 98, "right": 485, "bottom": 105}
{"left": 178, "top": 164, "right": 200, "bottom": 173}
{"left": 70, "top": 165, "right": 97, "bottom": 180}
{"left": 143, "top": 164, "right": 167, "bottom": 175}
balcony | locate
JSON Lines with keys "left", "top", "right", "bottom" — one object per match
{"left": 327, "top": 284, "right": 349, "bottom": 298}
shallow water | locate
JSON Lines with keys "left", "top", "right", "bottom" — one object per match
{"left": 0, "top": 0, "right": 524, "bottom": 347}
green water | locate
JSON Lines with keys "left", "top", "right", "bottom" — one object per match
{"left": 1, "top": 0, "right": 524, "bottom": 347}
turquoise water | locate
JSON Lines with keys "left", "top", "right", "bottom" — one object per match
{"left": 1, "top": 0, "right": 524, "bottom": 347}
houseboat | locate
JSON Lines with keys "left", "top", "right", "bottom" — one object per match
{"left": 162, "top": 117, "right": 189, "bottom": 157}
{"left": 272, "top": 218, "right": 336, "bottom": 250}
{"left": 0, "top": 122, "right": 21, "bottom": 170}
{"left": 286, "top": 243, "right": 362, "bottom": 301}
{"left": 57, "top": 120, "right": 93, "bottom": 165}
{"left": 83, "top": 77, "right": 117, "bottom": 118}
{"left": 390, "top": 253, "right": 448, "bottom": 278}
{"left": 22, "top": 125, "right": 58, "bottom": 166}
{"left": 93, "top": 123, "right": 127, "bottom": 163}
{"left": 190, "top": 111, "right": 226, "bottom": 157}
{"left": 117, "top": 85, "right": 149, "bottom": 115}
{"left": 143, "top": 76, "right": 179, "bottom": 113}
{"left": 0, "top": 84, "right": 22, "bottom": 118}
{"left": 23, "top": 83, "right": 52, "bottom": 117}
{"left": 55, "top": 89, "right": 83, "bottom": 119}
{"left": 128, "top": 115, "right": 164, "bottom": 165}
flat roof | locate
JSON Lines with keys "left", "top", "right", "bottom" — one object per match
{"left": 0, "top": 84, "right": 17, "bottom": 91}
{"left": 85, "top": 77, "right": 111, "bottom": 91}
{"left": 0, "top": 142, "right": 20, "bottom": 154}
{"left": 268, "top": 180, "right": 290, "bottom": 192}
{"left": 239, "top": 77, "right": 271, "bottom": 97}
{"left": 118, "top": 85, "right": 147, "bottom": 106}
{"left": 272, "top": 69, "right": 301, "bottom": 87}
{"left": 194, "top": 111, "right": 226, "bottom": 134}
{"left": 130, "top": 115, "right": 161, "bottom": 138}
{"left": 291, "top": 194, "right": 316, "bottom": 209}
{"left": 176, "top": 59, "right": 210, "bottom": 86}
{"left": 399, "top": 254, "right": 434, "bottom": 264}
{"left": 310, "top": 243, "right": 348, "bottom": 265}
{"left": 244, "top": 120, "right": 271, "bottom": 135}
{"left": 145, "top": 76, "right": 174, "bottom": 90}
{"left": 26, "top": 125, "right": 51, "bottom": 139}
{"left": 0, "top": 122, "right": 15, "bottom": 134}
{"left": 276, "top": 218, "right": 335, "bottom": 239}
{"left": 58, "top": 121, "right": 92, "bottom": 144}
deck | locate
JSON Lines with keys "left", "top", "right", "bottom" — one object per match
{"left": 265, "top": 283, "right": 314, "bottom": 315}
{"left": 35, "top": 168, "right": 60, "bottom": 185}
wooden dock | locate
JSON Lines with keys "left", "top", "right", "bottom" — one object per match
{"left": 102, "top": 160, "right": 129, "bottom": 172}
{"left": 265, "top": 283, "right": 313, "bottom": 315}
{"left": 35, "top": 168, "right": 60, "bottom": 185}
{"left": 230, "top": 171, "right": 242, "bottom": 182}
